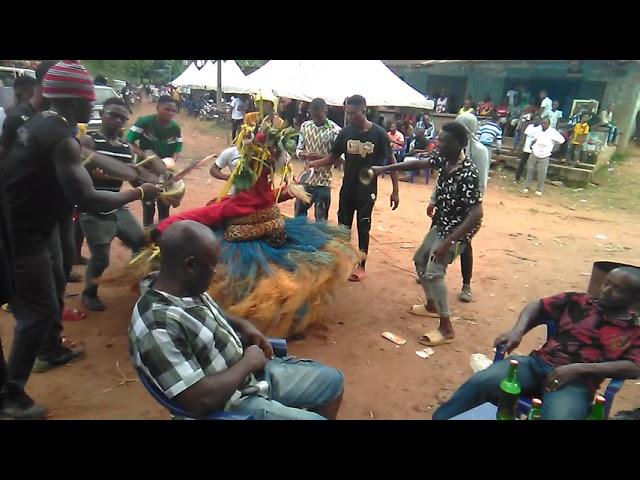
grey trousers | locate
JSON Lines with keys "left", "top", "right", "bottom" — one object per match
{"left": 79, "top": 207, "right": 146, "bottom": 295}
{"left": 524, "top": 154, "right": 550, "bottom": 193}
{"left": 413, "top": 227, "right": 465, "bottom": 318}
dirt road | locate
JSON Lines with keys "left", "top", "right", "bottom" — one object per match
{"left": 1, "top": 100, "right": 638, "bottom": 419}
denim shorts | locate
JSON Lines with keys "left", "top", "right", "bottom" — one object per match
{"left": 229, "top": 356, "right": 344, "bottom": 420}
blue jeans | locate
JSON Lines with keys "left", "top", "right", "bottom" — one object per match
{"left": 294, "top": 185, "right": 331, "bottom": 222}
{"left": 228, "top": 356, "right": 344, "bottom": 420}
{"left": 432, "top": 355, "right": 593, "bottom": 420}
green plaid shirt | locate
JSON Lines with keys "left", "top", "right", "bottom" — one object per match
{"left": 129, "top": 273, "right": 256, "bottom": 407}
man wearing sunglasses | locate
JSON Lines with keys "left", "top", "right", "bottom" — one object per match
{"left": 78, "top": 97, "right": 147, "bottom": 311}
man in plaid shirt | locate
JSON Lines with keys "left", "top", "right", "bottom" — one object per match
{"left": 130, "top": 220, "right": 344, "bottom": 419}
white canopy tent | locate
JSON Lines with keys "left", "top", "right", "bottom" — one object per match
{"left": 171, "top": 62, "right": 208, "bottom": 89}
{"left": 198, "top": 60, "right": 251, "bottom": 94}
{"left": 245, "top": 60, "right": 430, "bottom": 109}
{"left": 171, "top": 61, "right": 251, "bottom": 94}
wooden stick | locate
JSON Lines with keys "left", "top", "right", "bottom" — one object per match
{"left": 505, "top": 252, "right": 537, "bottom": 263}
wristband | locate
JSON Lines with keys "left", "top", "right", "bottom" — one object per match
{"left": 137, "top": 186, "right": 144, "bottom": 200}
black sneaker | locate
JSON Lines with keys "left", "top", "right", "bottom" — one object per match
{"left": 73, "top": 255, "right": 89, "bottom": 266}
{"left": 0, "top": 391, "right": 48, "bottom": 420}
{"left": 81, "top": 292, "right": 105, "bottom": 311}
{"left": 67, "top": 271, "right": 83, "bottom": 283}
{"left": 32, "top": 346, "right": 86, "bottom": 374}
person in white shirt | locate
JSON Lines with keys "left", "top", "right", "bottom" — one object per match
{"left": 599, "top": 103, "right": 618, "bottom": 145}
{"left": 542, "top": 100, "right": 563, "bottom": 129}
{"left": 522, "top": 117, "right": 565, "bottom": 196}
{"left": 0, "top": 107, "right": 6, "bottom": 134}
{"left": 230, "top": 94, "right": 248, "bottom": 140}
{"left": 514, "top": 115, "right": 542, "bottom": 183}
{"left": 209, "top": 145, "right": 241, "bottom": 195}
{"left": 539, "top": 90, "right": 553, "bottom": 118}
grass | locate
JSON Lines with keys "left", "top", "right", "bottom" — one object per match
{"left": 492, "top": 148, "right": 640, "bottom": 214}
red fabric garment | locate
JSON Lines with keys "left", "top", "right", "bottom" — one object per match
{"left": 156, "top": 169, "right": 292, "bottom": 233}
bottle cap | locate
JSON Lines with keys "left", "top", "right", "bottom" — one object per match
{"left": 594, "top": 394, "right": 605, "bottom": 404}
{"left": 509, "top": 359, "right": 519, "bottom": 366}
{"left": 532, "top": 398, "right": 542, "bottom": 407}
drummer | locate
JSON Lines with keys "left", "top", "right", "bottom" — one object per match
{"left": 78, "top": 97, "right": 148, "bottom": 311}
{"left": 128, "top": 95, "right": 183, "bottom": 228}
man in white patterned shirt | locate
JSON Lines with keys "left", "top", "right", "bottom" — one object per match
{"left": 295, "top": 98, "right": 341, "bottom": 221}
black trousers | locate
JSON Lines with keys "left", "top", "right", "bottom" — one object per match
{"left": 337, "top": 192, "right": 375, "bottom": 267}
{"left": 460, "top": 240, "right": 473, "bottom": 285}
{"left": 232, "top": 119, "right": 243, "bottom": 140}
{"left": 58, "top": 213, "right": 76, "bottom": 278}
{"left": 142, "top": 200, "right": 171, "bottom": 229}
{"left": 515, "top": 151, "right": 529, "bottom": 182}
{"left": 3, "top": 225, "right": 66, "bottom": 397}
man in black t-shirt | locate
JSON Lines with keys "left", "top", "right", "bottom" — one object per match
{"left": 1, "top": 61, "right": 161, "bottom": 420}
{"left": 308, "top": 95, "right": 399, "bottom": 282}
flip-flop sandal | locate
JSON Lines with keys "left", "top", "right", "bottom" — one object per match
{"left": 349, "top": 268, "right": 366, "bottom": 282}
{"left": 63, "top": 308, "right": 87, "bottom": 322}
{"left": 408, "top": 304, "right": 440, "bottom": 318}
{"left": 62, "top": 337, "right": 78, "bottom": 349}
{"left": 419, "top": 329, "right": 454, "bottom": 347}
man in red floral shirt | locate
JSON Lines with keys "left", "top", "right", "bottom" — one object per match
{"left": 433, "top": 267, "right": 640, "bottom": 420}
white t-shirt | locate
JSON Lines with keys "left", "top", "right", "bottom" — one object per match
{"left": 215, "top": 146, "right": 241, "bottom": 195}
{"left": 547, "top": 109, "right": 563, "bottom": 129}
{"left": 0, "top": 107, "right": 6, "bottom": 134}
{"left": 523, "top": 124, "right": 543, "bottom": 153}
{"left": 231, "top": 97, "right": 245, "bottom": 121}
{"left": 531, "top": 127, "right": 565, "bottom": 158}
{"left": 540, "top": 97, "right": 553, "bottom": 116}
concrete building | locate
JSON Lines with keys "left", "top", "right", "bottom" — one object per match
{"left": 384, "top": 60, "right": 640, "bottom": 152}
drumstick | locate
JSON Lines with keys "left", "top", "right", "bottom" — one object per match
{"left": 165, "top": 154, "right": 218, "bottom": 185}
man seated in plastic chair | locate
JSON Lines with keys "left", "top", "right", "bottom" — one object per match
{"left": 433, "top": 267, "right": 640, "bottom": 420}
{"left": 129, "top": 220, "right": 344, "bottom": 420}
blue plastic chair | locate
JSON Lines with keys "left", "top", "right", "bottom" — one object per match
{"left": 494, "top": 318, "right": 624, "bottom": 419}
{"left": 137, "top": 338, "right": 288, "bottom": 420}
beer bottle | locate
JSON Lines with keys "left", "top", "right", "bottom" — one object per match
{"left": 586, "top": 394, "right": 605, "bottom": 420}
{"left": 527, "top": 398, "right": 543, "bottom": 420}
{"left": 496, "top": 359, "right": 522, "bottom": 420}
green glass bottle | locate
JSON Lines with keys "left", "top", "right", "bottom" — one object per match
{"left": 527, "top": 398, "right": 543, "bottom": 420}
{"left": 586, "top": 394, "right": 605, "bottom": 420}
{"left": 496, "top": 359, "right": 522, "bottom": 420}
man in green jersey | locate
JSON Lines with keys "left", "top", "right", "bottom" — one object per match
{"left": 128, "top": 95, "right": 183, "bottom": 228}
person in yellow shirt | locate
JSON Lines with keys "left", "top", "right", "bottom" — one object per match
{"left": 567, "top": 113, "right": 589, "bottom": 165}
{"left": 172, "top": 88, "right": 182, "bottom": 114}
{"left": 458, "top": 97, "right": 475, "bottom": 115}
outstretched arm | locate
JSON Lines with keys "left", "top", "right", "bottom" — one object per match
{"left": 54, "top": 137, "right": 159, "bottom": 212}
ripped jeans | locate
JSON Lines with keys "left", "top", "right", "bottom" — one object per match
{"left": 413, "top": 227, "right": 466, "bottom": 318}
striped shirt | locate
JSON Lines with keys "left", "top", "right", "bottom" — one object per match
{"left": 86, "top": 131, "right": 134, "bottom": 214}
{"left": 130, "top": 272, "right": 258, "bottom": 406}
{"left": 477, "top": 121, "right": 503, "bottom": 149}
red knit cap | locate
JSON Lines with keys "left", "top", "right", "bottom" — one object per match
{"left": 42, "top": 60, "right": 96, "bottom": 102}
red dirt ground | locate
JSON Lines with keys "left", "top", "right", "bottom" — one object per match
{"left": 1, "top": 100, "right": 638, "bottom": 419}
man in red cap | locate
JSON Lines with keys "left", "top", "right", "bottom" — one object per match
{"left": 1, "top": 61, "right": 162, "bottom": 419}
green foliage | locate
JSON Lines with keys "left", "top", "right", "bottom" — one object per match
{"left": 81, "top": 60, "right": 187, "bottom": 84}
